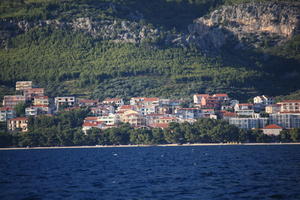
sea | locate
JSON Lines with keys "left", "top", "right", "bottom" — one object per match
{"left": 0, "top": 145, "right": 300, "bottom": 200}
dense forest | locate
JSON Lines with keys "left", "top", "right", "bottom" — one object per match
{"left": 0, "top": 0, "right": 300, "bottom": 102}
{"left": 0, "top": 109, "right": 299, "bottom": 147}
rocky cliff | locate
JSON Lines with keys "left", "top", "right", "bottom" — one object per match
{"left": 0, "top": 17, "right": 160, "bottom": 47}
{"left": 176, "top": 2, "right": 300, "bottom": 51}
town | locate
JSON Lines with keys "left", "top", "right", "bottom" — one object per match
{"left": 1, "top": 81, "right": 300, "bottom": 137}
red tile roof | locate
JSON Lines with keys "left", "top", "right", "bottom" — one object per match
{"left": 214, "top": 93, "right": 228, "bottom": 97}
{"left": 144, "top": 97, "right": 159, "bottom": 101}
{"left": 119, "top": 105, "right": 135, "bottom": 110}
{"left": 84, "top": 117, "right": 99, "bottom": 121}
{"left": 149, "top": 123, "right": 169, "bottom": 129}
{"left": 34, "top": 96, "right": 48, "bottom": 99}
{"left": 9, "top": 117, "right": 28, "bottom": 121}
{"left": 263, "top": 124, "right": 283, "bottom": 129}
{"left": 223, "top": 112, "right": 237, "bottom": 117}
{"left": 103, "top": 98, "right": 122, "bottom": 102}
{"left": 278, "top": 100, "right": 300, "bottom": 103}
{"left": 0, "top": 107, "right": 13, "bottom": 111}
{"left": 82, "top": 121, "right": 103, "bottom": 127}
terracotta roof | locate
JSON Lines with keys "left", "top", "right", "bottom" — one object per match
{"left": 103, "top": 98, "right": 122, "bottom": 102}
{"left": 143, "top": 98, "right": 159, "bottom": 101}
{"left": 223, "top": 112, "right": 237, "bottom": 117}
{"left": 32, "top": 105, "right": 49, "bottom": 108}
{"left": 159, "top": 117, "right": 177, "bottom": 120}
{"left": 84, "top": 117, "right": 99, "bottom": 121}
{"left": 178, "top": 108, "right": 199, "bottom": 110}
{"left": 119, "top": 105, "right": 135, "bottom": 110}
{"left": 213, "top": 93, "right": 228, "bottom": 97}
{"left": 83, "top": 121, "right": 103, "bottom": 127}
{"left": 149, "top": 123, "right": 169, "bottom": 129}
{"left": 9, "top": 117, "right": 28, "bottom": 121}
{"left": 34, "top": 96, "right": 48, "bottom": 99}
{"left": 278, "top": 100, "right": 300, "bottom": 103}
{"left": 0, "top": 107, "right": 13, "bottom": 111}
{"left": 263, "top": 124, "right": 283, "bottom": 129}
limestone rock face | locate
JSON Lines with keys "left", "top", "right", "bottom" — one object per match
{"left": 179, "top": 2, "right": 300, "bottom": 51}
{"left": 0, "top": 17, "right": 159, "bottom": 47}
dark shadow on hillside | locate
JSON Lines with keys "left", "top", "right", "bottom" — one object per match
{"left": 116, "top": 0, "right": 222, "bottom": 31}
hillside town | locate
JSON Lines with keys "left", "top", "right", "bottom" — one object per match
{"left": 1, "top": 81, "right": 300, "bottom": 136}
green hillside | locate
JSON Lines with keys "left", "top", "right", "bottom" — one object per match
{"left": 0, "top": 0, "right": 300, "bottom": 101}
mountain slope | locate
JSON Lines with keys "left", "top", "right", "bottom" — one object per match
{"left": 0, "top": 0, "right": 299, "bottom": 101}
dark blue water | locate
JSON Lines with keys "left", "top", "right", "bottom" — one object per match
{"left": 1, "top": 145, "right": 300, "bottom": 200}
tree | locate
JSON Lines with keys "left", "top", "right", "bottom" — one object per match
{"left": 14, "top": 102, "right": 26, "bottom": 117}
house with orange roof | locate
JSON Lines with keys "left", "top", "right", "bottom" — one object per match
{"left": 262, "top": 124, "right": 283, "bottom": 136}
{"left": 120, "top": 110, "right": 146, "bottom": 127}
{"left": 7, "top": 117, "right": 28, "bottom": 132}
{"left": 33, "top": 96, "right": 49, "bottom": 106}
{"left": 23, "top": 88, "right": 44, "bottom": 100}
{"left": 82, "top": 121, "right": 104, "bottom": 134}
{"left": 102, "top": 98, "right": 124, "bottom": 106}
{"left": 16, "top": 81, "right": 32, "bottom": 91}
{"left": 277, "top": 100, "right": 300, "bottom": 113}
{"left": 3, "top": 95, "right": 26, "bottom": 108}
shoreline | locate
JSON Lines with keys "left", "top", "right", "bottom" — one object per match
{"left": 1, "top": 143, "right": 300, "bottom": 150}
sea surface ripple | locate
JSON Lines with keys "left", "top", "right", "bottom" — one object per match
{"left": 0, "top": 145, "right": 300, "bottom": 200}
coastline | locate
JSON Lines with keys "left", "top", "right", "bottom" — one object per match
{"left": 1, "top": 143, "right": 300, "bottom": 150}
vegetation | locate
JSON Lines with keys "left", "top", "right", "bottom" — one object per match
{"left": 0, "top": 0, "right": 299, "bottom": 101}
{"left": 0, "top": 109, "right": 299, "bottom": 148}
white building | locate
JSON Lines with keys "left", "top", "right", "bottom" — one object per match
{"left": 0, "top": 107, "right": 16, "bottom": 122}
{"left": 253, "top": 95, "right": 274, "bottom": 105}
{"left": 98, "top": 114, "right": 119, "bottom": 126}
{"left": 269, "top": 113, "right": 300, "bottom": 129}
{"left": 262, "top": 124, "right": 283, "bottom": 136}
{"left": 229, "top": 117, "right": 268, "bottom": 130}
{"left": 54, "top": 97, "right": 76, "bottom": 110}
{"left": 277, "top": 100, "right": 300, "bottom": 113}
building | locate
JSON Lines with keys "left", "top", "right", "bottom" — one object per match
{"left": 234, "top": 103, "right": 255, "bottom": 116}
{"left": 25, "top": 107, "right": 38, "bottom": 116}
{"left": 25, "top": 105, "right": 50, "bottom": 116}
{"left": 265, "top": 104, "right": 281, "bottom": 114}
{"left": 2, "top": 95, "right": 26, "bottom": 108}
{"left": 130, "top": 97, "right": 160, "bottom": 106}
{"left": 54, "top": 97, "right": 76, "bottom": 110}
{"left": 229, "top": 117, "right": 268, "bottom": 130}
{"left": 0, "top": 107, "right": 16, "bottom": 122}
{"left": 102, "top": 98, "right": 124, "bottom": 106}
{"left": 82, "top": 121, "right": 104, "bottom": 135}
{"left": 23, "top": 88, "right": 44, "bottom": 100}
{"left": 7, "top": 117, "right": 28, "bottom": 132}
{"left": 78, "top": 99, "right": 99, "bottom": 107}
{"left": 262, "top": 124, "right": 283, "bottom": 136}
{"left": 277, "top": 100, "right": 300, "bottom": 113}
{"left": 152, "top": 116, "right": 179, "bottom": 124}
{"left": 269, "top": 113, "right": 300, "bottom": 129}
{"left": 175, "top": 108, "right": 202, "bottom": 119}
{"left": 253, "top": 95, "right": 274, "bottom": 105}
{"left": 194, "top": 93, "right": 230, "bottom": 109}
{"left": 193, "top": 94, "right": 209, "bottom": 104}
{"left": 98, "top": 114, "right": 119, "bottom": 126}
{"left": 91, "top": 105, "right": 115, "bottom": 116}
{"left": 136, "top": 105, "right": 157, "bottom": 116}
{"left": 16, "top": 81, "right": 32, "bottom": 91}
{"left": 120, "top": 110, "right": 146, "bottom": 127}
{"left": 33, "top": 96, "right": 49, "bottom": 106}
